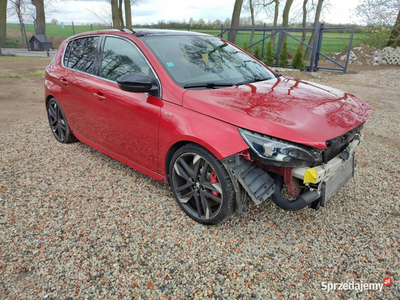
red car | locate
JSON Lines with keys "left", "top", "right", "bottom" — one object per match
{"left": 45, "top": 29, "right": 371, "bottom": 224}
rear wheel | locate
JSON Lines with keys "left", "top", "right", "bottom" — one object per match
{"left": 169, "top": 144, "right": 235, "bottom": 225}
{"left": 46, "top": 98, "right": 77, "bottom": 143}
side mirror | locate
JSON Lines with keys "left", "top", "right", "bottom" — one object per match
{"left": 117, "top": 73, "right": 157, "bottom": 93}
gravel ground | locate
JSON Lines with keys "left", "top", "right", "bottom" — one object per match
{"left": 0, "top": 68, "right": 399, "bottom": 299}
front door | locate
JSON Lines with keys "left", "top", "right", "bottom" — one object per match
{"left": 90, "top": 36, "right": 161, "bottom": 172}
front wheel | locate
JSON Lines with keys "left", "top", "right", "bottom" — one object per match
{"left": 169, "top": 144, "right": 236, "bottom": 225}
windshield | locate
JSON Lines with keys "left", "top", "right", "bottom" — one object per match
{"left": 140, "top": 34, "right": 274, "bottom": 88}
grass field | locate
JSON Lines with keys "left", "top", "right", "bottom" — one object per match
{"left": 6, "top": 23, "right": 367, "bottom": 57}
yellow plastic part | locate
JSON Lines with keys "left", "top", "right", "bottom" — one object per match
{"left": 303, "top": 168, "right": 318, "bottom": 184}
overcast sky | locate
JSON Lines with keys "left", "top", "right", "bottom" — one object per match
{"left": 8, "top": 0, "right": 363, "bottom": 25}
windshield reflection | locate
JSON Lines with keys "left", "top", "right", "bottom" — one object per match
{"left": 141, "top": 35, "right": 274, "bottom": 88}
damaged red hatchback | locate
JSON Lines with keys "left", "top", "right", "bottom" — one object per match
{"left": 45, "top": 29, "right": 371, "bottom": 224}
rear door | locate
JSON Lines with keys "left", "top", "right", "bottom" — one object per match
{"left": 59, "top": 36, "right": 101, "bottom": 141}
{"left": 90, "top": 36, "right": 161, "bottom": 172}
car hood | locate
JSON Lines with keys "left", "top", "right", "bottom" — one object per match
{"left": 182, "top": 76, "right": 372, "bottom": 149}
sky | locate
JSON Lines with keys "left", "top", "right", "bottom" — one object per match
{"left": 7, "top": 0, "right": 363, "bottom": 26}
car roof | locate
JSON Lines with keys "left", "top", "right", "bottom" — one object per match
{"left": 78, "top": 28, "right": 209, "bottom": 38}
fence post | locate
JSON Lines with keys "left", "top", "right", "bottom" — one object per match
{"left": 72, "top": 21, "right": 75, "bottom": 35}
{"left": 22, "top": 23, "right": 30, "bottom": 51}
{"left": 220, "top": 24, "right": 223, "bottom": 38}
{"left": 43, "top": 25, "right": 50, "bottom": 57}
{"left": 309, "top": 21, "right": 321, "bottom": 72}
{"left": 34, "top": 21, "right": 37, "bottom": 34}
{"left": 315, "top": 21, "right": 324, "bottom": 70}
{"left": 187, "top": 24, "right": 190, "bottom": 31}
{"left": 344, "top": 27, "right": 355, "bottom": 73}
{"left": 275, "top": 30, "right": 283, "bottom": 67}
{"left": 261, "top": 23, "right": 266, "bottom": 59}
{"left": 90, "top": 23, "right": 93, "bottom": 31}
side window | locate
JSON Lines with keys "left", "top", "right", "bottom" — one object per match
{"left": 67, "top": 37, "right": 99, "bottom": 74}
{"left": 100, "top": 37, "right": 151, "bottom": 81}
{"left": 63, "top": 41, "right": 72, "bottom": 66}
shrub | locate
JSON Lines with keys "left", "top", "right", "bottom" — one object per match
{"left": 278, "top": 41, "right": 288, "bottom": 68}
{"left": 264, "top": 41, "right": 274, "bottom": 66}
{"left": 291, "top": 44, "right": 306, "bottom": 70}
{"left": 242, "top": 41, "right": 248, "bottom": 52}
{"left": 253, "top": 44, "right": 261, "bottom": 60}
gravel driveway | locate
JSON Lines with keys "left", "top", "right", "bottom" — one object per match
{"left": 0, "top": 67, "right": 399, "bottom": 299}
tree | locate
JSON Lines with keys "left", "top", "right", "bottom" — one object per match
{"left": 291, "top": 43, "right": 306, "bottom": 70}
{"left": 356, "top": 0, "right": 399, "bottom": 26}
{"left": 0, "top": 0, "right": 6, "bottom": 47}
{"left": 301, "top": 0, "right": 308, "bottom": 48}
{"left": 111, "top": 0, "right": 120, "bottom": 28}
{"left": 264, "top": 41, "right": 274, "bottom": 66}
{"left": 229, "top": 0, "right": 244, "bottom": 44}
{"left": 248, "top": 0, "right": 255, "bottom": 53}
{"left": 125, "top": 0, "right": 132, "bottom": 29}
{"left": 31, "top": 0, "right": 45, "bottom": 34}
{"left": 51, "top": 18, "right": 58, "bottom": 25}
{"left": 8, "top": 0, "right": 29, "bottom": 48}
{"left": 282, "top": 0, "right": 294, "bottom": 44}
{"left": 254, "top": 43, "right": 261, "bottom": 59}
{"left": 304, "top": 0, "right": 324, "bottom": 60}
{"left": 278, "top": 41, "right": 288, "bottom": 67}
{"left": 387, "top": 9, "right": 400, "bottom": 47}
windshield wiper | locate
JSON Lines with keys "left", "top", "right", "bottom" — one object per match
{"left": 183, "top": 82, "right": 235, "bottom": 89}
{"left": 235, "top": 77, "right": 271, "bottom": 86}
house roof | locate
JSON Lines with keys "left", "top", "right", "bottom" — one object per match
{"left": 29, "top": 35, "right": 50, "bottom": 43}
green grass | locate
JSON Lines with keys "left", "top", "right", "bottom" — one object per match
{"left": 6, "top": 23, "right": 367, "bottom": 57}
{"left": 4, "top": 75, "right": 22, "bottom": 79}
{"left": 27, "top": 70, "right": 45, "bottom": 76}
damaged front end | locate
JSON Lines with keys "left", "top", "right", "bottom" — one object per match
{"left": 222, "top": 126, "right": 364, "bottom": 214}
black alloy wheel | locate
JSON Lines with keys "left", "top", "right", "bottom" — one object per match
{"left": 169, "top": 144, "right": 235, "bottom": 225}
{"left": 47, "top": 98, "right": 77, "bottom": 143}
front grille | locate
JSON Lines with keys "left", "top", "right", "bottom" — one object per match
{"left": 323, "top": 123, "right": 364, "bottom": 163}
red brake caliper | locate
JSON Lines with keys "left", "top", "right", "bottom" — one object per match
{"left": 210, "top": 170, "right": 220, "bottom": 196}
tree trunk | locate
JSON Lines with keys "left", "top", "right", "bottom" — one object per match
{"left": 111, "top": 0, "right": 120, "bottom": 29}
{"left": 125, "top": 0, "right": 132, "bottom": 29}
{"left": 229, "top": 0, "right": 243, "bottom": 44}
{"left": 270, "top": 0, "right": 279, "bottom": 47}
{"left": 281, "top": 0, "right": 294, "bottom": 44}
{"left": 31, "top": 0, "right": 45, "bottom": 34}
{"left": 249, "top": 0, "right": 255, "bottom": 54}
{"left": 304, "top": 0, "right": 323, "bottom": 60}
{"left": 15, "top": 0, "right": 26, "bottom": 48}
{"left": 0, "top": 0, "right": 6, "bottom": 47}
{"left": 387, "top": 9, "right": 400, "bottom": 47}
{"left": 118, "top": 0, "right": 124, "bottom": 28}
{"left": 301, "top": 0, "right": 308, "bottom": 50}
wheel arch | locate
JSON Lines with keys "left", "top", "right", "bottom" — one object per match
{"left": 164, "top": 138, "right": 225, "bottom": 180}
{"left": 45, "top": 95, "right": 55, "bottom": 107}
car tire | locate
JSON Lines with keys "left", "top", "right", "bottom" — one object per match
{"left": 169, "top": 144, "right": 236, "bottom": 225}
{"left": 46, "top": 98, "right": 77, "bottom": 143}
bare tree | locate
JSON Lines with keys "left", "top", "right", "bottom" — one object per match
{"left": 304, "top": 0, "right": 323, "bottom": 60}
{"left": 0, "top": 0, "right": 6, "bottom": 47}
{"left": 9, "top": 0, "right": 27, "bottom": 47}
{"left": 111, "top": 0, "right": 120, "bottom": 28}
{"left": 229, "top": 0, "right": 244, "bottom": 44}
{"left": 356, "top": 0, "right": 400, "bottom": 26}
{"left": 31, "top": 0, "right": 45, "bottom": 34}
{"left": 301, "top": 0, "right": 308, "bottom": 47}
{"left": 125, "top": 0, "right": 132, "bottom": 29}
{"left": 281, "top": 0, "right": 294, "bottom": 43}
{"left": 387, "top": 8, "right": 400, "bottom": 46}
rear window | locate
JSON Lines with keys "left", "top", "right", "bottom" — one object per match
{"left": 64, "top": 36, "right": 99, "bottom": 74}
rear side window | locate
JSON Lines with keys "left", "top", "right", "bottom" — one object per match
{"left": 100, "top": 37, "right": 150, "bottom": 81}
{"left": 65, "top": 37, "right": 99, "bottom": 74}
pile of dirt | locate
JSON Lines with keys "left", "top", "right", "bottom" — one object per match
{"left": 331, "top": 43, "right": 400, "bottom": 66}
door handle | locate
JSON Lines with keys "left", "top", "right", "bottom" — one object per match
{"left": 60, "top": 77, "right": 69, "bottom": 86}
{"left": 93, "top": 92, "right": 106, "bottom": 101}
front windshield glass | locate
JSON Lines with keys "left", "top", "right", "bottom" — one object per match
{"left": 140, "top": 34, "right": 274, "bottom": 88}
